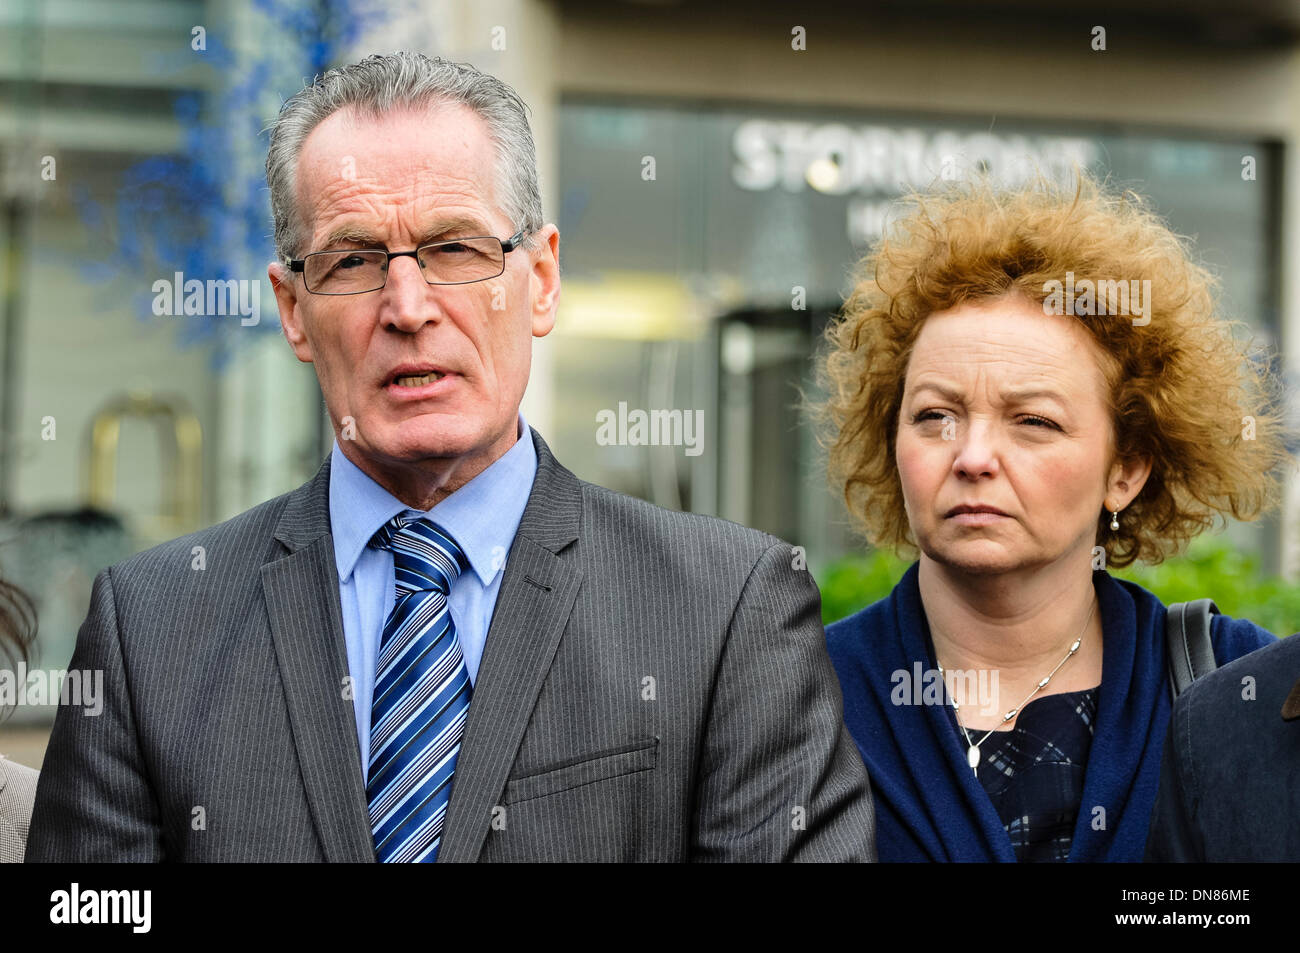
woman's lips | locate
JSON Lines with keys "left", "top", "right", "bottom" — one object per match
{"left": 948, "top": 511, "right": 1006, "bottom": 526}
{"left": 945, "top": 505, "right": 1009, "bottom": 525}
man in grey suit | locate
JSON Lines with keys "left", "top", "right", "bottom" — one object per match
{"left": 27, "top": 52, "right": 874, "bottom": 862}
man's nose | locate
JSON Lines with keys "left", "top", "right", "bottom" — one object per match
{"left": 378, "top": 254, "right": 442, "bottom": 332}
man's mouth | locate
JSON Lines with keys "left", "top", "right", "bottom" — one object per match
{"left": 392, "top": 371, "right": 446, "bottom": 387}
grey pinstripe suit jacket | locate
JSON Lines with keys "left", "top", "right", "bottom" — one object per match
{"left": 26, "top": 429, "right": 875, "bottom": 862}
{"left": 0, "top": 756, "right": 38, "bottom": 863}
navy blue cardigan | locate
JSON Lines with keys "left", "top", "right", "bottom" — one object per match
{"left": 825, "top": 562, "right": 1275, "bottom": 862}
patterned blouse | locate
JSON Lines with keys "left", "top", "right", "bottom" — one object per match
{"left": 958, "top": 687, "right": 1100, "bottom": 862}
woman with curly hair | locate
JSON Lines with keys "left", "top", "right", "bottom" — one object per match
{"left": 820, "top": 174, "right": 1291, "bottom": 862}
{"left": 0, "top": 577, "right": 39, "bottom": 862}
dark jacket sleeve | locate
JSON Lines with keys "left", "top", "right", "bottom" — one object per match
{"left": 25, "top": 568, "right": 165, "bottom": 862}
{"left": 1144, "top": 697, "right": 1205, "bottom": 862}
{"left": 690, "top": 540, "right": 876, "bottom": 861}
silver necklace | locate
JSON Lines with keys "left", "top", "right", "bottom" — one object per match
{"left": 937, "top": 596, "right": 1095, "bottom": 776}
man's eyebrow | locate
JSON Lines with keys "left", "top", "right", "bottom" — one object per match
{"left": 318, "top": 226, "right": 382, "bottom": 249}
{"left": 414, "top": 216, "right": 493, "bottom": 242}
{"left": 317, "top": 216, "right": 492, "bottom": 250}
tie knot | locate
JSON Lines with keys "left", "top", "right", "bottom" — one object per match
{"left": 369, "top": 515, "right": 467, "bottom": 594}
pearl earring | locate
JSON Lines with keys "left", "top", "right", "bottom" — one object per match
{"left": 1110, "top": 508, "right": 1120, "bottom": 531}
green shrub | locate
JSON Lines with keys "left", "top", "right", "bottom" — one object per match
{"left": 817, "top": 548, "right": 912, "bottom": 624}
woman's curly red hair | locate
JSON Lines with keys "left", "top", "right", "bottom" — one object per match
{"left": 817, "top": 174, "right": 1291, "bottom": 567}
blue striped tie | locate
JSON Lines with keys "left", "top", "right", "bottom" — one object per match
{"left": 366, "top": 514, "right": 471, "bottom": 863}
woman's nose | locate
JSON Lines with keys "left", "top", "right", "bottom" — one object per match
{"left": 951, "top": 418, "right": 1000, "bottom": 479}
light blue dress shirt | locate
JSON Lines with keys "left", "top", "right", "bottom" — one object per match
{"left": 328, "top": 413, "right": 539, "bottom": 777}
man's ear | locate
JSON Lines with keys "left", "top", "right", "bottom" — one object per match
{"left": 529, "top": 224, "right": 560, "bottom": 338}
{"left": 269, "top": 261, "right": 313, "bottom": 362}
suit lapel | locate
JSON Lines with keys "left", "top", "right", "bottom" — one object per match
{"left": 438, "top": 430, "right": 584, "bottom": 863}
{"left": 262, "top": 456, "right": 375, "bottom": 862}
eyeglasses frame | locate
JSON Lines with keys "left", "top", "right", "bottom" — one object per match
{"left": 287, "top": 229, "right": 528, "bottom": 294}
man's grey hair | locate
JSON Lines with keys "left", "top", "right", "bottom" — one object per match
{"left": 265, "top": 51, "right": 544, "bottom": 263}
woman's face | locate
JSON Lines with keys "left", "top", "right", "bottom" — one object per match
{"left": 896, "top": 295, "right": 1123, "bottom": 576}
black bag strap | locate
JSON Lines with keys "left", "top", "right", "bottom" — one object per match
{"left": 1166, "top": 599, "right": 1220, "bottom": 700}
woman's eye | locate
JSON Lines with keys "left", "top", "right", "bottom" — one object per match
{"left": 910, "top": 411, "right": 1057, "bottom": 430}
{"left": 1021, "top": 415, "right": 1058, "bottom": 429}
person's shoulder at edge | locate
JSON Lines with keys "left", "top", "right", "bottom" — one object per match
{"left": 0, "top": 755, "right": 40, "bottom": 786}
{"left": 0, "top": 756, "right": 40, "bottom": 862}
{"left": 1179, "top": 628, "right": 1298, "bottom": 709}
{"left": 1144, "top": 628, "right": 1298, "bottom": 860}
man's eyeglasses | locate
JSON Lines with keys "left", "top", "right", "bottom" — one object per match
{"left": 289, "top": 230, "right": 527, "bottom": 295}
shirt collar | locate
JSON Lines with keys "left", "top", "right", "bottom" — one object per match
{"left": 329, "top": 412, "right": 538, "bottom": 588}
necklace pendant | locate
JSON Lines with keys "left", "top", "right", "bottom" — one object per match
{"left": 967, "top": 744, "right": 980, "bottom": 773}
